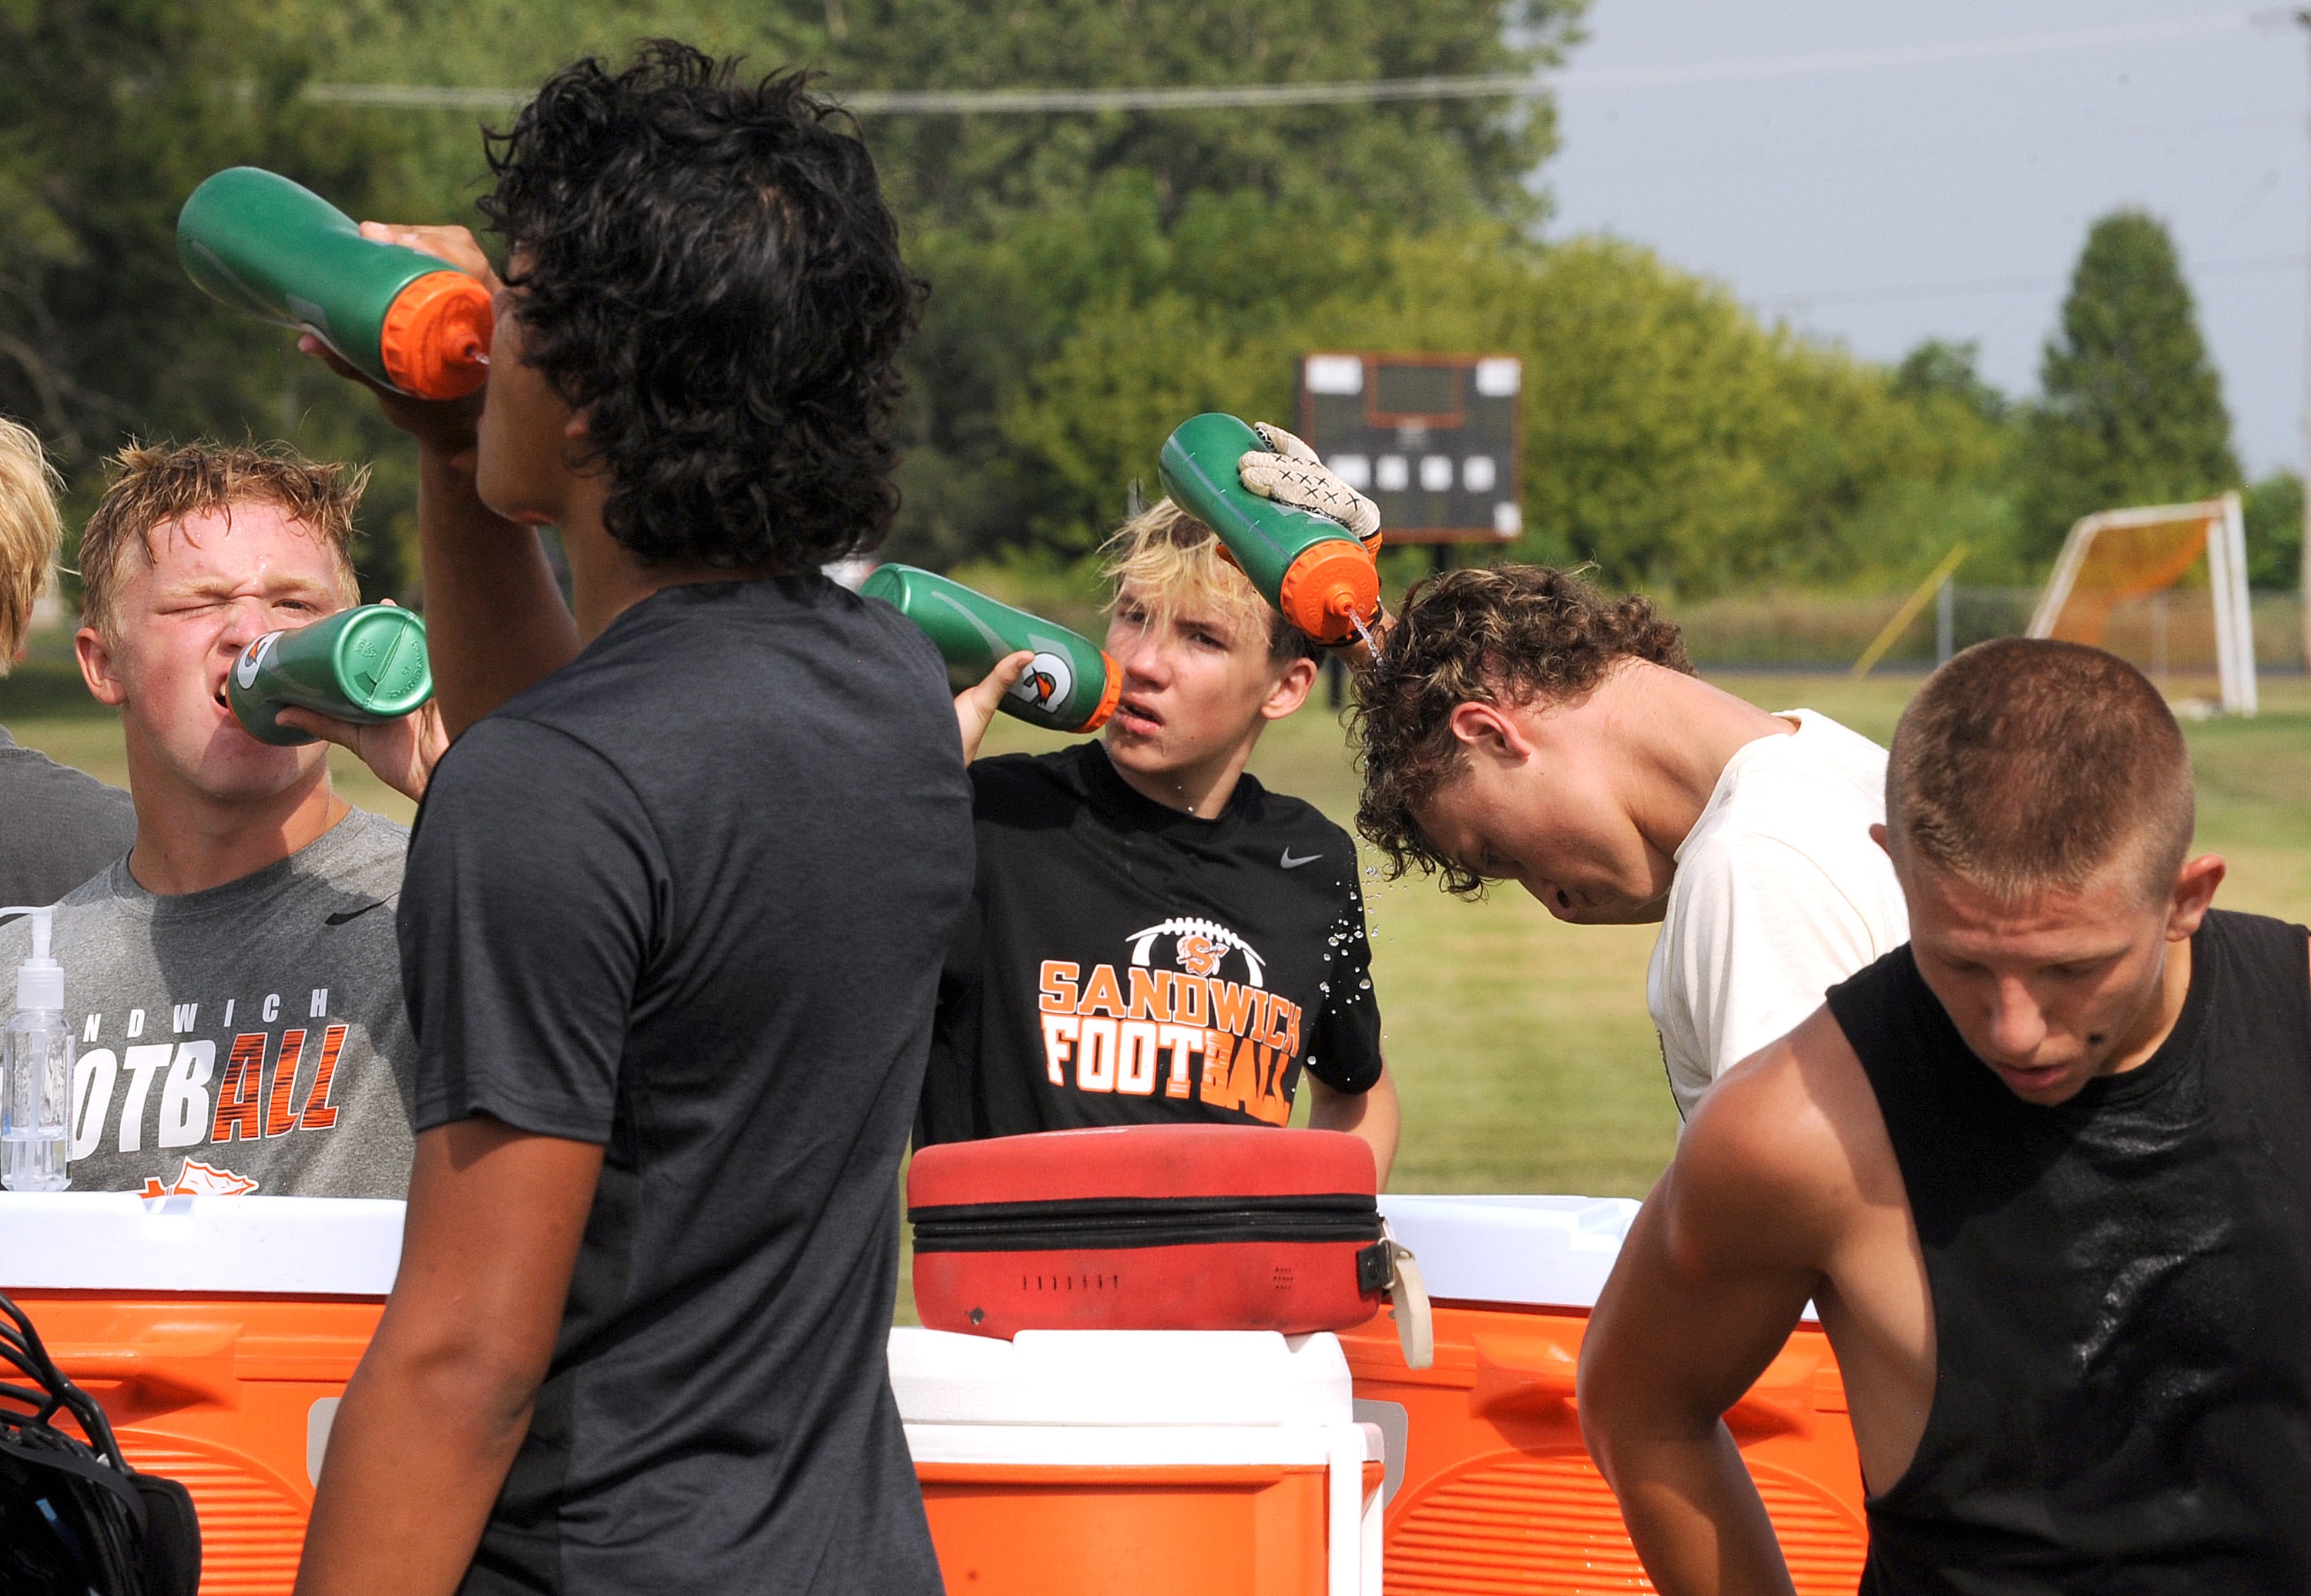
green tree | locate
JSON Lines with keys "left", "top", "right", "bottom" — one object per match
{"left": 2242, "top": 470, "right": 2303, "bottom": 590}
{"left": 0, "top": 0, "right": 446, "bottom": 598}
{"left": 2020, "top": 210, "right": 2239, "bottom": 562}
{"left": 2, "top": 0, "right": 1586, "bottom": 594}
{"left": 1892, "top": 339, "right": 2008, "bottom": 428}
{"left": 973, "top": 223, "right": 2013, "bottom": 595}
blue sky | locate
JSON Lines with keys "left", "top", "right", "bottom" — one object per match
{"left": 1540, "top": 3, "right": 2309, "bottom": 474}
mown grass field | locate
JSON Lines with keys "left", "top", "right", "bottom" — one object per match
{"left": 15, "top": 669, "right": 2311, "bottom": 1211}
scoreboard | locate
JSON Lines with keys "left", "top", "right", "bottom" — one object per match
{"left": 1296, "top": 352, "right": 1524, "bottom": 545}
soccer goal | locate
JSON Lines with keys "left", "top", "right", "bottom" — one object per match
{"left": 2027, "top": 491, "right": 2256, "bottom": 716}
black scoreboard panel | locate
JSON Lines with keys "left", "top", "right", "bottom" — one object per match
{"left": 1296, "top": 352, "right": 1523, "bottom": 544}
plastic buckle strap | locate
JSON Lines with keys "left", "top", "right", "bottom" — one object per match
{"left": 1379, "top": 1218, "right": 1433, "bottom": 1370}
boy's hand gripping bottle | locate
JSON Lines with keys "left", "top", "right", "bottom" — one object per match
{"left": 178, "top": 166, "right": 492, "bottom": 399}
{"left": 1157, "top": 413, "right": 1384, "bottom": 648}
{"left": 861, "top": 565, "right": 1122, "bottom": 734}
{"left": 225, "top": 605, "right": 435, "bottom": 746}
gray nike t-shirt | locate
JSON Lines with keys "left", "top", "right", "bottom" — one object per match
{"left": 0, "top": 807, "right": 416, "bottom": 1198}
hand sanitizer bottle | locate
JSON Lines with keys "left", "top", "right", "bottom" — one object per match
{"left": 2, "top": 904, "right": 72, "bottom": 1192}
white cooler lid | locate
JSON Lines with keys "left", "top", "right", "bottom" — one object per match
{"left": 889, "top": 1326, "right": 1352, "bottom": 1428}
{"left": 0, "top": 1192, "right": 404, "bottom": 1296}
{"left": 1378, "top": 1193, "right": 1640, "bottom": 1309}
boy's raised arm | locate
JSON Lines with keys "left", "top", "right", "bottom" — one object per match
{"left": 301, "top": 223, "right": 579, "bottom": 736}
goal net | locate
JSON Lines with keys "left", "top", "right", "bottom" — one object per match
{"left": 2027, "top": 491, "right": 2256, "bottom": 716}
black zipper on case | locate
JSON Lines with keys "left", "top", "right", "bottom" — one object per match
{"left": 908, "top": 1193, "right": 1381, "bottom": 1253}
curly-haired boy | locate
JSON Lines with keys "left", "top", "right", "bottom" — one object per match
{"left": 1354, "top": 564, "right": 1907, "bottom": 1118}
{"left": 297, "top": 45, "right": 969, "bottom": 1596}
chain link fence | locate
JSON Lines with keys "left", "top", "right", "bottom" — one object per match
{"left": 1678, "top": 587, "right": 2306, "bottom": 674}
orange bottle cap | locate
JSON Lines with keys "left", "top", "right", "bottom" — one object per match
{"left": 1074, "top": 652, "right": 1125, "bottom": 734}
{"left": 380, "top": 270, "right": 493, "bottom": 400}
{"left": 1276, "top": 540, "right": 1382, "bottom": 645}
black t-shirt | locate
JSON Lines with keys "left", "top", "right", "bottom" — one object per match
{"left": 401, "top": 578, "right": 972, "bottom": 1596}
{"left": 918, "top": 739, "right": 1383, "bottom": 1145}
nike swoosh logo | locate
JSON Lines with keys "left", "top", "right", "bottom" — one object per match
{"left": 324, "top": 900, "right": 390, "bottom": 927}
{"left": 1280, "top": 850, "right": 1322, "bottom": 870}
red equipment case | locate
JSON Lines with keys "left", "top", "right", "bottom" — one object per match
{"left": 908, "top": 1125, "right": 1387, "bottom": 1340}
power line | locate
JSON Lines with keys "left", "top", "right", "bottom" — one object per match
{"left": 300, "top": 9, "right": 2279, "bottom": 117}
{"left": 1565, "top": 111, "right": 2303, "bottom": 183}
{"left": 1764, "top": 252, "right": 2310, "bottom": 311}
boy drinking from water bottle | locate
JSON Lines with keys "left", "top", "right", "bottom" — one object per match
{"left": 294, "top": 45, "right": 970, "bottom": 1596}
{"left": 924, "top": 479, "right": 1400, "bottom": 1182}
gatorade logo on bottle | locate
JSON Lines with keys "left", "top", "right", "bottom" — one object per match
{"left": 236, "top": 632, "right": 282, "bottom": 691}
{"left": 1010, "top": 651, "right": 1075, "bottom": 714}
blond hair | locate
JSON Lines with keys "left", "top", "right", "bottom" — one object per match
{"left": 0, "top": 417, "right": 63, "bottom": 675}
{"left": 78, "top": 441, "right": 367, "bottom": 645}
{"left": 1099, "top": 498, "right": 1312, "bottom": 662}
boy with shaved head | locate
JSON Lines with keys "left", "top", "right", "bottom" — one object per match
{"left": 1579, "top": 639, "right": 2311, "bottom": 1592}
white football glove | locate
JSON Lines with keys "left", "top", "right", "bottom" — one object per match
{"left": 1237, "top": 422, "right": 1382, "bottom": 550}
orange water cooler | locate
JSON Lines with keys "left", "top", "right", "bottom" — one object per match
{"left": 0, "top": 1192, "right": 399, "bottom": 1596}
{"left": 892, "top": 1326, "right": 1385, "bottom": 1594}
{"left": 1346, "top": 1195, "right": 1869, "bottom": 1593}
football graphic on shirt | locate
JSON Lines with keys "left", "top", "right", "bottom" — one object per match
{"left": 1175, "top": 934, "right": 1225, "bottom": 977}
{"left": 139, "top": 1157, "right": 261, "bottom": 1199}
{"left": 1008, "top": 650, "right": 1073, "bottom": 712}
{"left": 1125, "top": 917, "right": 1267, "bottom": 987}
{"left": 1029, "top": 917, "right": 1296, "bottom": 1122}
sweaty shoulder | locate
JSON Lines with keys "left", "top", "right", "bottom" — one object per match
{"left": 1671, "top": 1010, "right": 1888, "bottom": 1271}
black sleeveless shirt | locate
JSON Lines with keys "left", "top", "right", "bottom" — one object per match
{"left": 1826, "top": 909, "right": 2311, "bottom": 1594}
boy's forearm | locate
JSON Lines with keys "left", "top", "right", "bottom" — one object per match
{"left": 414, "top": 443, "right": 579, "bottom": 737}
{"left": 293, "top": 1335, "right": 538, "bottom": 1596}
{"left": 1596, "top": 1421, "right": 1797, "bottom": 1596}
{"left": 1306, "top": 1068, "right": 1400, "bottom": 1186}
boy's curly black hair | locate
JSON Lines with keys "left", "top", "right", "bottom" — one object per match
{"left": 480, "top": 42, "right": 924, "bottom": 571}
{"left": 1353, "top": 565, "right": 1692, "bottom": 896}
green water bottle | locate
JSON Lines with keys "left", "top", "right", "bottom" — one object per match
{"left": 861, "top": 565, "right": 1121, "bottom": 734}
{"left": 1158, "top": 413, "right": 1382, "bottom": 647}
{"left": 226, "top": 605, "right": 434, "bottom": 746}
{"left": 178, "top": 167, "right": 492, "bottom": 399}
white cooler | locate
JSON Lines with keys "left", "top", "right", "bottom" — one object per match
{"left": 891, "top": 1326, "right": 1384, "bottom": 1596}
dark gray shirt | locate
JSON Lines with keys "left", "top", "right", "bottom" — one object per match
{"left": 402, "top": 578, "right": 971, "bottom": 1596}
{"left": 0, "top": 725, "right": 136, "bottom": 907}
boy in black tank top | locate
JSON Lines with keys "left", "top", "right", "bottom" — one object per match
{"left": 1579, "top": 639, "right": 2311, "bottom": 1594}
{"left": 921, "top": 488, "right": 1399, "bottom": 1180}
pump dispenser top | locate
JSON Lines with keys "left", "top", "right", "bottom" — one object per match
{"left": 7, "top": 906, "right": 60, "bottom": 1013}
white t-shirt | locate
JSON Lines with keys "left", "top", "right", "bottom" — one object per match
{"left": 1645, "top": 709, "right": 1909, "bottom": 1119}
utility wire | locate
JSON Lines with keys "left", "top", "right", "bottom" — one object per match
{"left": 301, "top": 9, "right": 2276, "bottom": 116}
{"left": 1766, "top": 253, "right": 2310, "bottom": 311}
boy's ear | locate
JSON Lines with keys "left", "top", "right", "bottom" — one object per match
{"left": 76, "top": 625, "right": 128, "bottom": 707}
{"left": 1260, "top": 653, "right": 1319, "bottom": 722}
{"left": 1446, "top": 699, "right": 1534, "bottom": 763}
